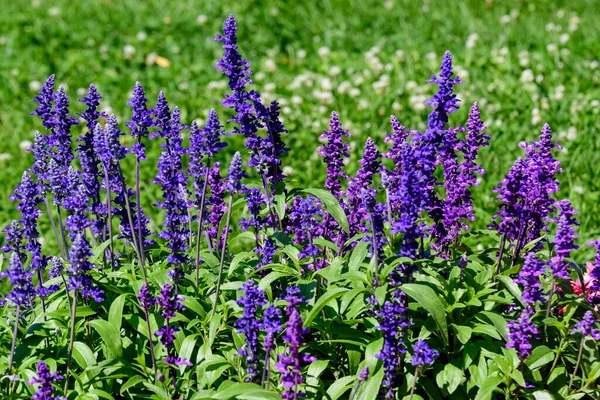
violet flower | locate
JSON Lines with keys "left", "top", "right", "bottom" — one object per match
{"left": 516, "top": 252, "right": 546, "bottom": 305}
{"left": 550, "top": 199, "right": 579, "bottom": 280}
{"left": 263, "top": 303, "right": 282, "bottom": 352}
{"left": 361, "top": 189, "right": 386, "bottom": 263}
{"left": 155, "top": 283, "right": 191, "bottom": 366}
{"left": 27, "top": 360, "right": 65, "bottom": 400}
{"left": 411, "top": 340, "right": 439, "bottom": 367}
{"left": 67, "top": 233, "right": 104, "bottom": 302}
{"left": 319, "top": 111, "right": 351, "bottom": 200}
{"left": 31, "top": 75, "right": 56, "bottom": 131}
{"left": 50, "top": 86, "right": 78, "bottom": 169}
{"left": 1, "top": 252, "right": 35, "bottom": 308}
{"left": 235, "top": 280, "right": 267, "bottom": 381}
{"left": 588, "top": 240, "right": 600, "bottom": 305}
{"left": 506, "top": 307, "right": 539, "bottom": 358}
{"left": 382, "top": 115, "right": 412, "bottom": 211}
{"left": 226, "top": 152, "right": 247, "bottom": 194}
{"left": 28, "top": 132, "right": 51, "bottom": 192}
{"left": 207, "top": 162, "right": 227, "bottom": 246}
{"left": 572, "top": 311, "right": 600, "bottom": 339}
{"left": 127, "top": 82, "right": 154, "bottom": 161}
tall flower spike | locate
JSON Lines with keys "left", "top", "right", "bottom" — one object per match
{"left": 2, "top": 221, "right": 25, "bottom": 260}
{"left": 235, "top": 280, "right": 267, "bottom": 381}
{"left": 572, "top": 311, "right": 600, "bottom": 339}
{"left": 361, "top": 189, "right": 386, "bottom": 262}
{"left": 28, "top": 132, "right": 51, "bottom": 191}
{"left": 588, "top": 240, "right": 600, "bottom": 305}
{"left": 155, "top": 283, "right": 191, "bottom": 366}
{"left": 50, "top": 86, "right": 78, "bottom": 168}
{"left": 425, "top": 50, "right": 463, "bottom": 133}
{"left": 506, "top": 306, "right": 539, "bottom": 358}
{"left": 31, "top": 75, "right": 55, "bottom": 130}
{"left": 411, "top": 340, "right": 439, "bottom": 367}
{"left": 226, "top": 152, "right": 247, "bottom": 194}
{"left": 345, "top": 137, "right": 381, "bottom": 239}
{"left": 27, "top": 360, "right": 64, "bottom": 400}
{"left": 207, "top": 162, "right": 227, "bottom": 245}
{"left": 263, "top": 303, "right": 282, "bottom": 352}
{"left": 492, "top": 157, "right": 527, "bottom": 242}
{"left": 516, "top": 252, "right": 546, "bottom": 305}
{"left": 67, "top": 233, "right": 104, "bottom": 302}
{"left": 382, "top": 116, "right": 412, "bottom": 210}
{"left": 0, "top": 252, "right": 35, "bottom": 308}
{"left": 319, "top": 111, "right": 351, "bottom": 200}
{"left": 550, "top": 199, "right": 579, "bottom": 280}
{"left": 127, "top": 82, "right": 153, "bottom": 160}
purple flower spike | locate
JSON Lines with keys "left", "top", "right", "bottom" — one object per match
{"left": 319, "top": 111, "right": 351, "bottom": 200}
{"left": 411, "top": 340, "right": 439, "bottom": 367}
{"left": 2, "top": 221, "right": 25, "bottom": 259}
{"left": 50, "top": 86, "right": 78, "bottom": 168}
{"left": 1, "top": 252, "right": 35, "bottom": 308}
{"left": 31, "top": 75, "right": 56, "bottom": 130}
{"left": 572, "top": 311, "right": 600, "bottom": 339}
{"left": 27, "top": 360, "right": 65, "bottom": 400}
{"left": 29, "top": 132, "right": 51, "bottom": 191}
{"left": 137, "top": 283, "right": 155, "bottom": 310}
{"left": 383, "top": 116, "right": 412, "bottom": 205}
{"left": 425, "top": 50, "right": 463, "bottom": 133}
{"left": 127, "top": 82, "right": 153, "bottom": 160}
{"left": 156, "top": 283, "right": 186, "bottom": 321}
{"left": 588, "top": 240, "right": 600, "bottom": 304}
{"left": 550, "top": 200, "right": 579, "bottom": 280}
{"left": 207, "top": 162, "right": 227, "bottom": 245}
{"left": 506, "top": 307, "right": 539, "bottom": 358}
{"left": 263, "top": 304, "right": 282, "bottom": 352}
{"left": 226, "top": 152, "right": 247, "bottom": 194}
{"left": 67, "top": 233, "right": 104, "bottom": 302}
{"left": 516, "top": 252, "right": 546, "bottom": 305}
{"left": 235, "top": 280, "right": 267, "bottom": 381}
{"left": 359, "top": 366, "right": 369, "bottom": 381}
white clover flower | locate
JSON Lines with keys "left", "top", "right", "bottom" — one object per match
{"left": 207, "top": 80, "right": 227, "bottom": 90}
{"left": 11, "top": 68, "right": 19, "bottom": 76}
{"left": 291, "top": 95, "right": 303, "bottom": 105}
{"left": 500, "top": 15, "right": 512, "bottom": 24}
{"left": 384, "top": 0, "right": 394, "bottom": 10}
{"left": 566, "top": 126, "right": 577, "bottom": 141}
{"left": 591, "top": 99, "right": 600, "bottom": 108}
{"left": 352, "top": 75, "right": 364, "bottom": 86}
{"left": 520, "top": 69, "right": 535, "bottom": 83}
{"left": 0, "top": 153, "right": 12, "bottom": 162}
{"left": 99, "top": 45, "right": 109, "bottom": 54}
{"left": 337, "top": 80, "right": 351, "bottom": 94}
{"left": 318, "top": 46, "right": 331, "bottom": 58}
{"left": 282, "top": 106, "right": 291, "bottom": 115}
{"left": 559, "top": 33, "right": 570, "bottom": 45}
{"left": 556, "top": 9, "right": 565, "bottom": 18}
{"left": 573, "top": 185, "right": 584, "bottom": 194}
{"left": 531, "top": 108, "right": 542, "bottom": 125}
{"left": 569, "top": 16, "right": 580, "bottom": 31}
{"left": 264, "top": 59, "right": 276, "bottom": 72}
{"left": 270, "top": 7, "right": 280, "bottom": 16}
{"left": 392, "top": 101, "right": 402, "bottom": 112}
{"left": 590, "top": 60, "right": 599, "bottom": 69}
{"left": 76, "top": 87, "right": 87, "bottom": 96}
{"left": 264, "top": 82, "right": 276, "bottom": 92}
{"left": 19, "top": 140, "right": 32, "bottom": 152}
{"left": 296, "top": 49, "right": 307, "bottom": 59}
{"left": 196, "top": 14, "right": 207, "bottom": 25}
{"left": 466, "top": 33, "right": 479, "bottom": 49}
{"left": 546, "top": 43, "right": 558, "bottom": 52}
{"left": 48, "top": 7, "right": 61, "bottom": 16}
{"left": 29, "top": 80, "right": 42, "bottom": 92}
{"left": 329, "top": 66, "right": 342, "bottom": 76}
{"left": 349, "top": 88, "right": 361, "bottom": 97}
{"left": 312, "top": 89, "right": 333, "bottom": 105}
{"left": 145, "top": 52, "right": 157, "bottom": 65}
{"left": 394, "top": 50, "right": 405, "bottom": 62}
{"left": 535, "top": 74, "right": 544, "bottom": 83}
{"left": 282, "top": 166, "right": 294, "bottom": 176}
{"left": 357, "top": 99, "right": 369, "bottom": 110}
{"left": 545, "top": 23, "right": 556, "bottom": 32}
{"left": 406, "top": 80, "right": 418, "bottom": 91}
{"left": 510, "top": 9, "right": 519, "bottom": 18}
{"left": 373, "top": 80, "right": 388, "bottom": 94}
{"left": 255, "top": 72, "right": 266, "bottom": 81}
{"left": 409, "top": 94, "right": 427, "bottom": 112}
{"left": 426, "top": 52, "right": 437, "bottom": 63}
{"left": 137, "top": 31, "right": 148, "bottom": 41}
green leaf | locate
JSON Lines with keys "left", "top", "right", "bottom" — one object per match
{"left": 120, "top": 375, "right": 145, "bottom": 394}
{"left": 401, "top": 283, "right": 449, "bottom": 346}
{"left": 302, "top": 188, "right": 348, "bottom": 233}
{"left": 348, "top": 241, "right": 368, "bottom": 271}
{"left": 304, "top": 287, "right": 347, "bottom": 327}
{"left": 525, "top": 346, "right": 555, "bottom": 370}
{"left": 451, "top": 324, "right": 472, "bottom": 345}
{"left": 89, "top": 319, "right": 123, "bottom": 360}
{"left": 357, "top": 369, "right": 383, "bottom": 400}
{"left": 326, "top": 376, "right": 355, "bottom": 400}
{"left": 108, "top": 294, "right": 127, "bottom": 332}
{"left": 497, "top": 275, "right": 525, "bottom": 307}
{"left": 72, "top": 341, "right": 96, "bottom": 369}
{"left": 532, "top": 390, "right": 555, "bottom": 400}
{"left": 474, "top": 376, "right": 503, "bottom": 400}
{"left": 436, "top": 363, "right": 464, "bottom": 395}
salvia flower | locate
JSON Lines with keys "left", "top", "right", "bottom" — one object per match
{"left": 207, "top": 162, "right": 227, "bottom": 245}
{"left": 263, "top": 303, "right": 282, "bottom": 352}
{"left": 361, "top": 189, "right": 386, "bottom": 261}
{"left": 572, "top": 311, "right": 600, "bottom": 339}
{"left": 345, "top": 137, "right": 381, "bottom": 239}
{"left": 239, "top": 187, "right": 267, "bottom": 232}
{"left": 50, "top": 86, "right": 78, "bottom": 168}
{"left": 276, "top": 291, "right": 316, "bottom": 400}
{"left": 67, "top": 233, "right": 104, "bottom": 302}
{"left": 235, "top": 280, "right": 267, "bottom": 381}
{"left": 2, "top": 221, "right": 25, "bottom": 259}
{"left": 425, "top": 50, "right": 463, "bottom": 133}
{"left": 382, "top": 115, "right": 412, "bottom": 206}
{"left": 359, "top": 366, "right": 369, "bottom": 381}
{"left": 550, "top": 199, "right": 579, "bottom": 280}
{"left": 516, "top": 252, "right": 546, "bottom": 305}
{"left": 31, "top": 75, "right": 56, "bottom": 130}
{"left": 1, "top": 252, "right": 35, "bottom": 308}
{"left": 506, "top": 306, "right": 539, "bottom": 358}
{"left": 588, "top": 240, "right": 600, "bottom": 304}
{"left": 226, "top": 152, "right": 247, "bottom": 194}
{"left": 127, "top": 82, "right": 153, "bottom": 160}
{"left": 28, "top": 132, "right": 51, "bottom": 191}
{"left": 137, "top": 283, "right": 155, "bottom": 310}
{"left": 155, "top": 283, "right": 190, "bottom": 366}
{"left": 49, "top": 257, "right": 63, "bottom": 279}
{"left": 411, "top": 339, "right": 439, "bottom": 367}
{"left": 27, "top": 360, "right": 65, "bottom": 400}
{"left": 319, "top": 111, "right": 351, "bottom": 200}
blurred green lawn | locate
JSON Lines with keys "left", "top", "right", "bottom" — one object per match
{"left": 1, "top": 0, "right": 599, "bottom": 251}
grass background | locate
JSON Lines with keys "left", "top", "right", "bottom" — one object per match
{"left": 0, "top": 0, "right": 599, "bottom": 252}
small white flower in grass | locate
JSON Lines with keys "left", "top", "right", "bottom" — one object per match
{"left": 291, "top": 95, "right": 303, "bottom": 105}
{"left": 520, "top": 69, "right": 534, "bottom": 83}
{"left": 76, "top": 87, "right": 87, "bottom": 96}
{"left": 123, "top": 45, "right": 136, "bottom": 59}
{"left": 556, "top": 9, "right": 565, "bottom": 18}
{"left": 196, "top": 14, "right": 207, "bottom": 25}
{"left": 255, "top": 72, "right": 266, "bottom": 81}
{"left": 329, "top": 66, "right": 342, "bottom": 76}
{"left": 394, "top": 50, "right": 405, "bottom": 62}
{"left": 264, "top": 82, "right": 276, "bottom": 92}
{"left": 137, "top": 31, "right": 148, "bottom": 41}
{"left": 591, "top": 99, "right": 600, "bottom": 108}
{"left": 494, "top": 119, "right": 503, "bottom": 127}
{"left": 99, "top": 45, "right": 109, "bottom": 54}
{"left": 353, "top": 75, "right": 364, "bottom": 85}
{"left": 145, "top": 52, "right": 157, "bottom": 65}
{"left": 337, "top": 81, "right": 351, "bottom": 94}
{"left": 510, "top": 9, "right": 519, "bottom": 19}
{"left": 392, "top": 102, "right": 402, "bottom": 112}
{"left": 264, "top": 59, "right": 276, "bottom": 72}
{"left": 426, "top": 52, "right": 437, "bottom": 63}
{"left": 541, "top": 98, "right": 549, "bottom": 110}
{"left": 349, "top": 88, "right": 361, "bottom": 97}
{"left": 547, "top": 43, "right": 558, "bottom": 53}
{"left": 466, "top": 33, "right": 479, "bottom": 49}
{"left": 500, "top": 15, "right": 512, "bottom": 24}
{"left": 0, "top": 153, "right": 12, "bottom": 162}
{"left": 296, "top": 49, "right": 307, "bottom": 60}
{"left": 589, "top": 61, "right": 599, "bottom": 70}
{"left": 48, "top": 7, "right": 61, "bottom": 17}
{"left": 569, "top": 15, "right": 580, "bottom": 31}
{"left": 19, "top": 140, "right": 32, "bottom": 152}
{"left": 282, "top": 166, "right": 294, "bottom": 176}
{"left": 318, "top": 46, "right": 331, "bottom": 58}
{"left": 535, "top": 74, "right": 544, "bottom": 83}
{"left": 560, "top": 34, "right": 570, "bottom": 45}
{"left": 406, "top": 80, "right": 418, "bottom": 91}
{"left": 573, "top": 185, "right": 584, "bottom": 195}
{"left": 178, "top": 82, "right": 189, "bottom": 90}
{"left": 320, "top": 77, "right": 333, "bottom": 91}
{"left": 29, "top": 81, "right": 42, "bottom": 92}
{"left": 270, "top": 8, "right": 280, "bottom": 16}
{"left": 357, "top": 100, "right": 368, "bottom": 110}
{"left": 102, "top": 105, "right": 113, "bottom": 115}
{"left": 384, "top": 0, "right": 393, "bottom": 10}
{"left": 531, "top": 108, "right": 542, "bottom": 125}
{"left": 282, "top": 106, "right": 291, "bottom": 115}
{"left": 10, "top": 68, "right": 18, "bottom": 76}
{"left": 31, "top": 0, "right": 40, "bottom": 7}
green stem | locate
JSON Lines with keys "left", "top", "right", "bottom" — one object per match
{"left": 211, "top": 195, "right": 233, "bottom": 318}
{"left": 64, "top": 290, "right": 78, "bottom": 395}
{"left": 569, "top": 336, "right": 585, "bottom": 390}
{"left": 410, "top": 366, "right": 421, "bottom": 400}
{"left": 194, "top": 158, "right": 211, "bottom": 289}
